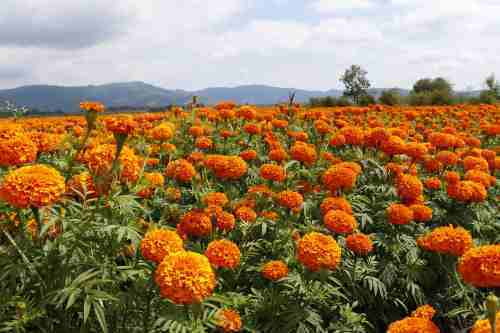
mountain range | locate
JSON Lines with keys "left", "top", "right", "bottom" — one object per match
{"left": 0, "top": 81, "right": 415, "bottom": 113}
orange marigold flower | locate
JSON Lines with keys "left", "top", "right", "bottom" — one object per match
{"left": 322, "top": 164, "right": 358, "bottom": 192}
{"left": 177, "top": 210, "right": 212, "bottom": 238}
{"left": 268, "top": 148, "right": 288, "bottom": 162}
{"left": 205, "top": 239, "right": 241, "bottom": 269}
{"left": 381, "top": 135, "right": 406, "bottom": 156}
{"left": 104, "top": 115, "right": 137, "bottom": 135}
{"left": 80, "top": 101, "right": 105, "bottom": 113}
{"left": 260, "top": 210, "right": 279, "bottom": 221}
{"left": 165, "top": 159, "right": 197, "bottom": 182}
{"left": 458, "top": 244, "right": 500, "bottom": 288}
{"left": 329, "top": 134, "right": 346, "bottom": 147}
{"left": 243, "top": 123, "right": 261, "bottom": 135}
{"left": 387, "top": 203, "right": 414, "bottom": 225}
{"left": 411, "top": 305, "right": 436, "bottom": 320}
{"left": 396, "top": 174, "right": 423, "bottom": 202}
{"left": 149, "top": 122, "right": 175, "bottom": 141}
{"left": 405, "top": 142, "right": 428, "bottom": 160}
{"left": 247, "top": 184, "right": 273, "bottom": 197}
{"left": 324, "top": 210, "right": 357, "bottom": 234}
{"left": 346, "top": 233, "right": 374, "bottom": 256}
{"left": 202, "top": 192, "right": 229, "bottom": 207}
{"left": 137, "top": 172, "right": 164, "bottom": 198}
{"left": 215, "top": 211, "right": 236, "bottom": 231}
{"left": 387, "top": 317, "right": 440, "bottom": 333}
{"left": 463, "top": 156, "right": 490, "bottom": 172}
{"left": 261, "top": 260, "right": 289, "bottom": 281}
{"left": 234, "top": 206, "right": 257, "bottom": 223}
{"left": 0, "top": 135, "right": 38, "bottom": 167}
{"left": 205, "top": 155, "right": 248, "bottom": 180}
{"left": 428, "top": 132, "right": 457, "bottom": 150}
{"left": 464, "top": 169, "right": 495, "bottom": 188}
{"left": 239, "top": 149, "right": 258, "bottom": 161}
{"left": 470, "top": 311, "right": 500, "bottom": 333}
{"left": 409, "top": 204, "right": 433, "bottom": 222}
{"left": 436, "top": 150, "right": 459, "bottom": 166}
{"left": 195, "top": 136, "right": 213, "bottom": 150}
{"left": 424, "top": 177, "right": 441, "bottom": 190}
{"left": 290, "top": 141, "right": 317, "bottom": 165}
{"left": 216, "top": 309, "right": 242, "bottom": 333}
{"left": 82, "top": 144, "right": 141, "bottom": 182}
{"left": 447, "top": 180, "right": 487, "bottom": 203}
{"left": 320, "top": 197, "right": 353, "bottom": 215}
{"left": 140, "top": 229, "right": 184, "bottom": 264}
{"left": 297, "top": 232, "right": 342, "bottom": 272}
{"left": 417, "top": 225, "right": 472, "bottom": 256}
{"left": 154, "top": 251, "right": 216, "bottom": 304}
{"left": 260, "top": 164, "right": 286, "bottom": 182}
{"left": 275, "top": 190, "right": 303, "bottom": 209}
{"left": 423, "top": 157, "right": 443, "bottom": 173}
{"left": 188, "top": 125, "right": 205, "bottom": 137}
{"left": 443, "top": 171, "right": 460, "bottom": 184}
{"left": 0, "top": 164, "right": 65, "bottom": 208}
{"left": 67, "top": 171, "right": 97, "bottom": 197}
{"left": 339, "top": 126, "right": 364, "bottom": 145}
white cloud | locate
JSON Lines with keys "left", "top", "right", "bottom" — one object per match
{"left": 312, "top": 0, "right": 375, "bottom": 12}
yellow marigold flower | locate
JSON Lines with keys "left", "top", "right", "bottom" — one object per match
{"left": 154, "top": 251, "right": 216, "bottom": 304}
{"left": 297, "top": 232, "right": 341, "bottom": 272}
{"left": 165, "top": 159, "right": 197, "bottom": 183}
{"left": 261, "top": 260, "right": 289, "bottom": 281}
{"left": 0, "top": 135, "right": 38, "bottom": 167}
{"left": 205, "top": 239, "right": 241, "bottom": 269}
{"left": 216, "top": 309, "right": 242, "bottom": 333}
{"left": 149, "top": 122, "right": 174, "bottom": 141}
{"left": 470, "top": 311, "right": 500, "bottom": 333}
{"left": 387, "top": 203, "right": 414, "bottom": 225}
{"left": 260, "top": 164, "right": 286, "bottom": 182}
{"left": 176, "top": 210, "right": 212, "bottom": 238}
{"left": 346, "top": 233, "right": 374, "bottom": 256}
{"left": 202, "top": 192, "right": 229, "bottom": 207}
{"left": 275, "top": 190, "right": 303, "bottom": 210}
{"left": 140, "top": 229, "right": 184, "bottom": 264}
{"left": 458, "top": 245, "right": 500, "bottom": 288}
{"left": 324, "top": 210, "right": 357, "bottom": 234}
{"left": 0, "top": 164, "right": 65, "bottom": 208}
{"left": 417, "top": 225, "right": 473, "bottom": 256}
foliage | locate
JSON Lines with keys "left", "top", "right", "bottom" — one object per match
{"left": 340, "top": 65, "right": 371, "bottom": 105}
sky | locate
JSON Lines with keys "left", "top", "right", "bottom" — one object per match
{"left": 0, "top": 0, "right": 499, "bottom": 91}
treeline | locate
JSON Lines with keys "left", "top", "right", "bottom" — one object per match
{"left": 310, "top": 66, "right": 500, "bottom": 107}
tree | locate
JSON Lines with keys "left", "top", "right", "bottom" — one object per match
{"left": 340, "top": 65, "right": 371, "bottom": 105}
{"left": 410, "top": 77, "right": 455, "bottom": 105}
{"left": 379, "top": 89, "right": 401, "bottom": 106}
{"left": 479, "top": 74, "right": 500, "bottom": 104}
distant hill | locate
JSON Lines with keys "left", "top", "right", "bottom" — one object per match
{"left": 0, "top": 81, "right": 415, "bottom": 113}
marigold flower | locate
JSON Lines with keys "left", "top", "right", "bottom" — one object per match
{"left": 165, "top": 187, "right": 182, "bottom": 202}
{"left": 381, "top": 135, "right": 406, "bottom": 156}
{"left": 260, "top": 164, "right": 286, "bottom": 182}
{"left": 149, "top": 122, "right": 175, "bottom": 141}
{"left": 387, "top": 317, "right": 440, "bottom": 333}
{"left": 137, "top": 172, "right": 164, "bottom": 198}
{"left": 234, "top": 206, "right": 257, "bottom": 223}
{"left": 346, "top": 233, "right": 373, "bottom": 256}
{"left": 447, "top": 180, "right": 487, "bottom": 203}
{"left": 411, "top": 305, "right": 436, "bottom": 319}
{"left": 417, "top": 225, "right": 472, "bottom": 256}
{"left": 260, "top": 210, "right": 279, "bottom": 221}
{"left": 82, "top": 144, "right": 141, "bottom": 182}
{"left": 195, "top": 136, "right": 213, "bottom": 150}
{"left": 443, "top": 171, "right": 460, "bottom": 184}
{"left": 424, "top": 177, "right": 441, "bottom": 190}
{"left": 396, "top": 174, "right": 423, "bottom": 202}
{"left": 436, "top": 150, "right": 459, "bottom": 166}
{"left": 297, "top": 232, "right": 342, "bottom": 272}
{"left": 275, "top": 190, "right": 303, "bottom": 209}
{"left": 215, "top": 211, "right": 236, "bottom": 231}
{"left": 165, "top": 159, "right": 197, "bottom": 182}
{"left": 470, "top": 311, "right": 500, "bottom": 333}
{"left": 464, "top": 169, "right": 495, "bottom": 188}
{"left": 458, "top": 244, "right": 500, "bottom": 288}
{"left": 0, "top": 164, "right": 65, "bottom": 208}
{"left": 290, "top": 141, "right": 317, "bottom": 165}
{"left": 202, "top": 192, "right": 229, "bottom": 207}
{"left": 320, "top": 197, "right": 353, "bottom": 215}
{"left": 409, "top": 204, "right": 433, "bottom": 222}
{"left": 339, "top": 126, "right": 364, "bottom": 145}
{"left": 104, "top": 116, "right": 137, "bottom": 135}
{"left": 80, "top": 101, "right": 105, "bottom": 113}
{"left": 261, "top": 260, "right": 289, "bottom": 281}
{"left": 324, "top": 210, "right": 357, "bottom": 234}
{"left": 405, "top": 142, "right": 428, "bottom": 160}
{"left": 387, "top": 203, "right": 414, "bottom": 225}
{"left": 268, "top": 148, "right": 288, "bottom": 162}
{"left": 177, "top": 211, "right": 212, "bottom": 238}
{"left": 239, "top": 149, "right": 258, "bottom": 161}
{"left": 322, "top": 165, "right": 358, "bottom": 192}
{"left": 140, "top": 229, "right": 184, "bottom": 264}
{"left": 205, "top": 239, "right": 241, "bottom": 269}
{"left": 329, "top": 134, "right": 346, "bottom": 147}
{"left": 463, "top": 156, "right": 490, "bottom": 172}
{"left": 0, "top": 135, "right": 38, "bottom": 166}
{"left": 154, "top": 251, "right": 216, "bottom": 304}
{"left": 204, "top": 155, "right": 248, "bottom": 180}
{"left": 216, "top": 309, "right": 242, "bottom": 333}
{"left": 188, "top": 125, "right": 205, "bottom": 137}
{"left": 67, "top": 171, "right": 97, "bottom": 197}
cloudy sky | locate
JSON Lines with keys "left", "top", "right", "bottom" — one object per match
{"left": 0, "top": 0, "right": 499, "bottom": 91}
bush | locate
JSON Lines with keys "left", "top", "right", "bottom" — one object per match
{"left": 379, "top": 90, "right": 401, "bottom": 106}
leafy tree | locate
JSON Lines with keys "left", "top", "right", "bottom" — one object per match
{"left": 410, "top": 77, "right": 455, "bottom": 105}
{"left": 358, "top": 93, "right": 376, "bottom": 106}
{"left": 340, "top": 65, "right": 371, "bottom": 105}
{"left": 479, "top": 74, "right": 499, "bottom": 104}
{"left": 378, "top": 89, "right": 401, "bottom": 106}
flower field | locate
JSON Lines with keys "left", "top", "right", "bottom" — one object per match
{"left": 0, "top": 102, "right": 499, "bottom": 332}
